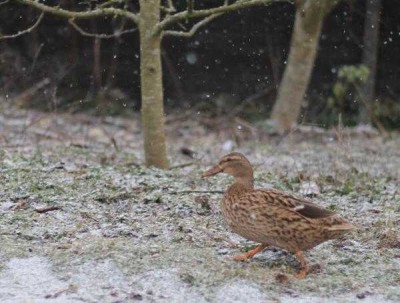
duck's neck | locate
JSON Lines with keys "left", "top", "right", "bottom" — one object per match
{"left": 226, "top": 176, "right": 254, "bottom": 197}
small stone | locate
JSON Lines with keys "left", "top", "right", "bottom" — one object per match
{"left": 217, "top": 248, "right": 229, "bottom": 255}
{"left": 378, "top": 230, "right": 400, "bottom": 249}
{"left": 145, "top": 233, "right": 159, "bottom": 238}
{"left": 129, "top": 293, "right": 143, "bottom": 300}
{"left": 367, "top": 208, "right": 381, "bottom": 214}
{"left": 356, "top": 291, "right": 373, "bottom": 299}
{"left": 275, "top": 273, "right": 289, "bottom": 284}
{"left": 110, "top": 290, "right": 118, "bottom": 297}
{"left": 180, "top": 273, "right": 195, "bottom": 285}
{"left": 309, "top": 263, "right": 323, "bottom": 274}
{"left": 195, "top": 195, "right": 211, "bottom": 210}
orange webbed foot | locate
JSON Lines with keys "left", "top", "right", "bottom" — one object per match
{"left": 295, "top": 269, "right": 308, "bottom": 279}
{"left": 233, "top": 243, "right": 268, "bottom": 261}
{"left": 294, "top": 250, "right": 309, "bottom": 279}
{"left": 233, "top": 252, "right": 252, "bottom": 261}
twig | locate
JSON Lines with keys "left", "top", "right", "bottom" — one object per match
{"left": 68, "top": 18, "right": 137, "bottom": 39}
{"left": 123, "top": 160, "right": 141, "bottom": 167}
{"left": 161, "top": 0, "right": 177, "bottom": 14}
{"left": 14, "top": 78, "right": 51, "bottom": 106}
{"left": 81, "top": 212, "right": 100, "bottom": 223}
{"left": 155, "top": 0, "right": 283, "bottom": 34}
{"left": 30, "top": 43, "right": 44, "bottom": 73}
{"left": 93, "top": 35, "right": 102, "bottom": 91}
{"left": 187, "top": 0, "right": 194, "bottom": 14}
{"left": 29, "top": 129, "right": 61, "bottom": 140}
{"left": 16, "top": 0, "right": 139, "bottom": 23}
{"left": 95, "top": 122, "right": 119, "bottom": 151}
{"left": 334, "top": 113, "right": 343, "bottom": 143}
{"left": 163, "top": 13, "right": 222, "bottom": 38}
{"left": 161, "top": 50, "right": 186, "bottom": 102}
{"left": 99, "top": 0, "right": 124, "bottom": 8}
{"left": 354, "top": 85, "right": 389, "bottom": 137}
{"left": 34, "top": 206, "right": 62, "bottom": 214}
{"left": 168, "top": 190, "right": 224, "bottom": 195}
{"left": 234, "top": 117, "right": 258, "bottom": 133}
{"left": 70, "top": 141, "right": 91, "bottom": 148}
{"left": 0, "top": 12, "right": 44, "bottom": 40}
{"left": 105, "top": 18, "right": 127, "bottom": 87}
{"left": 45, "top": 284, "right": 77, "bottom": 299}
{"left": 169, "top": 162, "right": 195, "bottom": 169}
{"left": 0, "top": 0, "right": 9, "bottom": 7}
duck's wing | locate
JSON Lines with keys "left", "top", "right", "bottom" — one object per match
{"left": 253, "top": 189, "right": 335, "bottom": 219}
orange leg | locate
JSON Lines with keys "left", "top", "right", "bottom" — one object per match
{"left": 294, "top": 250, "right": 309, "bottom": 279}
{"left": 233, "top": 243, "right": 269, "bottom": 261}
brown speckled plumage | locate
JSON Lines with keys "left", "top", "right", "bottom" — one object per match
{"left": 202, "top": 152, "right": 355, "bottom": 278}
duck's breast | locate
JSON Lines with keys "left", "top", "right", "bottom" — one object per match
{"left": 220, "top": 195, "right": 277, "bottom": 243}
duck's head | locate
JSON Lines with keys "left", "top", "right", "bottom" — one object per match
{"left": 202, "top": 152, "right": 253, "bottom": 180}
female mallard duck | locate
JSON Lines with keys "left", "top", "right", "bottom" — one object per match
{"left": 202, "top": 152, "right": 355, "bottom": 278}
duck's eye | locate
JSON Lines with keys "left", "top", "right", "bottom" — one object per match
{"left": 220, "top": 157, "right": 232, "bottom": 164}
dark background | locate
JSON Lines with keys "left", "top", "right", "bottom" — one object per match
{"left": 1, "top": 0, "right": 399, "bottom": 127}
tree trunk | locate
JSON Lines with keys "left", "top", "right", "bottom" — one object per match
{"left": 93, "top": 37, "right": 102, "bottom": 92}
{"left": 359, "top": 0, "right": 381, "bottom": 124}
{"left": 139, "top": 0, "right": 169, "bottom": 168}
{"left": 271, "top": 0, "right": 331, "bottom": 132}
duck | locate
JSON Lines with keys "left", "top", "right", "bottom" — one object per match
{"left": 202, "top": 152, "right": 355, "bottom": 278}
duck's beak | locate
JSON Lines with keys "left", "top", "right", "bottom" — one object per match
{"left": 201, "top": 164, "right": 223, "bottom": 179}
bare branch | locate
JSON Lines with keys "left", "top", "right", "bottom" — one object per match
{"left": 0, "top": 12, "right": 44, "bottom": 40}
{"left": 99, "top": 0, "right": 124, "bottom": 8}
{"left": 16, "top": 0, "right": 138, "bottom": 23}
{"left": 155, "top": 0, "right": 289, "bottom": 34}
{"left": 0, "top": 0, "right": 9, "bottom": 6}
{"left": 34, "top": 206, "right": 62, "bottom": 214}
{"left": 187, "top": 0, "right": 193, "bottom": 14}
{"left": 161, "top": 0, "right": 176, "bottom": 14}
{"left": 163, "top": 13, "right": 222, "bottom": 38}
{"left": 68, "top": 18, "right": 137, "bottom": 39}
{"left": 168, "top": 190, "right": 224, "bottom": 195}
{"left": 30, "top": 42, "right": 44, "bottom": 73}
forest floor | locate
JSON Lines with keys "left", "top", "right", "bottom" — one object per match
{"left": 0, "top": 104, "right": 399, "bottom": 303}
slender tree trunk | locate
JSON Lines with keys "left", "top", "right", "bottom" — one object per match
{"left": 271, "top": 0, "right": 332, "bottom": 132}
{"left": 93, "top": 37, "right": 102, "bottom": 92}
{"left": 359, "top": 0, "right": 381, "bottom": 123}
{"left": 139, "top": 0, "right": 169, "bottom": 168}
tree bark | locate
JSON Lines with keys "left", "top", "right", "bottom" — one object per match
{"left": 93, "top": 37, "right": 102, "bottom": 92}
{"left": 359, "top": 0, "right": 381, "bottom": 124}
{"left": 139, "top": 0, "right": 169, "bottom": 168}
{"left": 14, "top": 0, "right": 282, "bottom": 169}
{"left": 271, "top": 0, "right": 332, "bottom": 132}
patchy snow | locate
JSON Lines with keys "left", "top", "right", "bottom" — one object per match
{"left": 0, "top": 257, "right": 77, "bottom": 303}
{"left": 1, "top": 107, "right": 399, "bottom": 302}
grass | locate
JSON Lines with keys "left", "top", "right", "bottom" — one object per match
{"left": 0, "top": 107, "right": 399, "bottom": 302}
